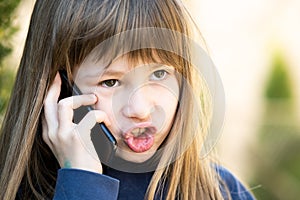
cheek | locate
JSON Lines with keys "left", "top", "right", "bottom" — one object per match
{"left": 154, "top": 79, "right": 179, "bottom": 118}
{"left": 154, "top": 91, "right": 178, "bottom": 132}
{"left": 158, "top": 90, "right": 178, "bottom": 115}
{"left": 93, "top": 92, "right": 114, "bottom": 117}
{"left": 93, "top": 91, "right": 125, "bottom": 134}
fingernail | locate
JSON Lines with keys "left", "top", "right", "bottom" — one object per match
{"left": 92, "top": 94, "right": 98, "bottom": 102}
{"left": 105, "top": 119, "right": 111, "bottom": 127}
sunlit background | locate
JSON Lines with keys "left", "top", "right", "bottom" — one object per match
{"left": 0, "top": 0, "right": 299, "bottom": 199}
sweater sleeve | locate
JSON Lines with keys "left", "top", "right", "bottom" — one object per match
{"left": 53, "top": 168, "right": 119, "bottom": 200}
{"left": 217, "top": 166, "right": 256, "bottom": 200}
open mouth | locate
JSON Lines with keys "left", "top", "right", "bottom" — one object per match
{"left": 131, "top": 127, "right": 149, "bottom": 137}
{"left": 123, "top": 126, "right": 156, "bottom": 153}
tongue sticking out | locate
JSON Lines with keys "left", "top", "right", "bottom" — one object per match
{"left": 125, "top": 132, "right": 154, "bottom": 153}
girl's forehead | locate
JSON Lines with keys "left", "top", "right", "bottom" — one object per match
{"left": 84, "top": 49, "right": 170, "bottom": 69}
{"left": 77, "top": 53, "right": 168, "bottom": 77}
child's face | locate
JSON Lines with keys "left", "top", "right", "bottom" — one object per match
{"left": 73, "top": 53, "right": 179, "bottom": 163}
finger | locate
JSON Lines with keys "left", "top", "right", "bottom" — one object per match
{"left": 41, "top": 114, "right": 54, "bottom": 151}
{"left": 77, "top": 110, "right": 111, "bottom": 133}
{"left": 43, "top": 73, "right": 61, "bottom": 130}
{"left": 57, "top": 94, "right": 98, "bottom": 127}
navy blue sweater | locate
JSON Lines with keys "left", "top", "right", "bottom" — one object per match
{"left": 53, "top": 166, "right": 255, "bottom": 200}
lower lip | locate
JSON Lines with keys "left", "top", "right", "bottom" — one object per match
{"left": 124, "top": 133, "right": 154, "bottom": 153}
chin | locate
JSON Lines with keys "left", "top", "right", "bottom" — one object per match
{"left": 116, "top": 147, "right": 157, "bottom": 163}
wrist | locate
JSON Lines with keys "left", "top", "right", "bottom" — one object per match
{"left": 62, "top": 159, "right": 103, "bottom": 174}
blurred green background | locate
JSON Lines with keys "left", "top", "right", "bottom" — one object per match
{"left": 0, "top": 0, "right": 20, "bottom": 121}
{"left": 251, "top": 53, "right": 300, "bottom": 199}
{"left": 1, "top": 0, "right": 299, "bottom": 199}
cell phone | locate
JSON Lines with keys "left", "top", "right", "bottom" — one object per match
{"left": 59, "top": 70, "right": 117, "bottom": 165}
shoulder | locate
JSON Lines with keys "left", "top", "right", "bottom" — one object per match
{"left": 215, "top": 165, "right": 256, "bottom": 200}
{"left": 18, "top": 169, "right": 120, "bottom": 200}
{"left": 54, "top": 168, "right": 119, "bottom": 200}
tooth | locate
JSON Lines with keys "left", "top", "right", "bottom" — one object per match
{"left": 131, "top": 128, "right": 146, "bottom": 137}
{"left": 140, "top": 128, "right": 146, "bottom": 134}
{"left": 131, "top": 128, "right": 140, "bottom": 137}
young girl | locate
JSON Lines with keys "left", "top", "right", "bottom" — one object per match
{"left": 0, "top": 0, "right": 255, "bottom": 199}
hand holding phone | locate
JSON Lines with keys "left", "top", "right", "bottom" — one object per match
{"left": 42, "top": 71, "right": 116, "bottom": 174}
{"left": 59, "top": 70, "right": 117, "bottom": 164}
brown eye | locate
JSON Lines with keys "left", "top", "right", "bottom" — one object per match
{"left": 100, "top": 79, "right": 119, "bottom": 87}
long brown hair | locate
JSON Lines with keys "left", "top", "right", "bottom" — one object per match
{"left": 0, "top": 0, "right": 226, "bottom": 199}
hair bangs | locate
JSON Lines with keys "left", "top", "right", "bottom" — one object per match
{"left": 58, "top": 0, "right": 190, "bottom": 77}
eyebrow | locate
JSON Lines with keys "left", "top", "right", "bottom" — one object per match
{"left": 101, "top": 63, "right": 172, "bottom": 77}
{"left": 101, "top": 69, "right": 126, "bottom": 77}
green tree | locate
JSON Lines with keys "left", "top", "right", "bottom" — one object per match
{"left": 251, "top": 53, "right": 300, "bottom": 200}
{"left": 0, "top": 0, "right": 22, "bottom": 119}
{"left": 264, "top": 55, "right": 293, "bottom": 100}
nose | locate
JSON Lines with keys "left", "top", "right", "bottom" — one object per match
{"left": 122, "top": 86, "right": 153, "bottom": 121}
